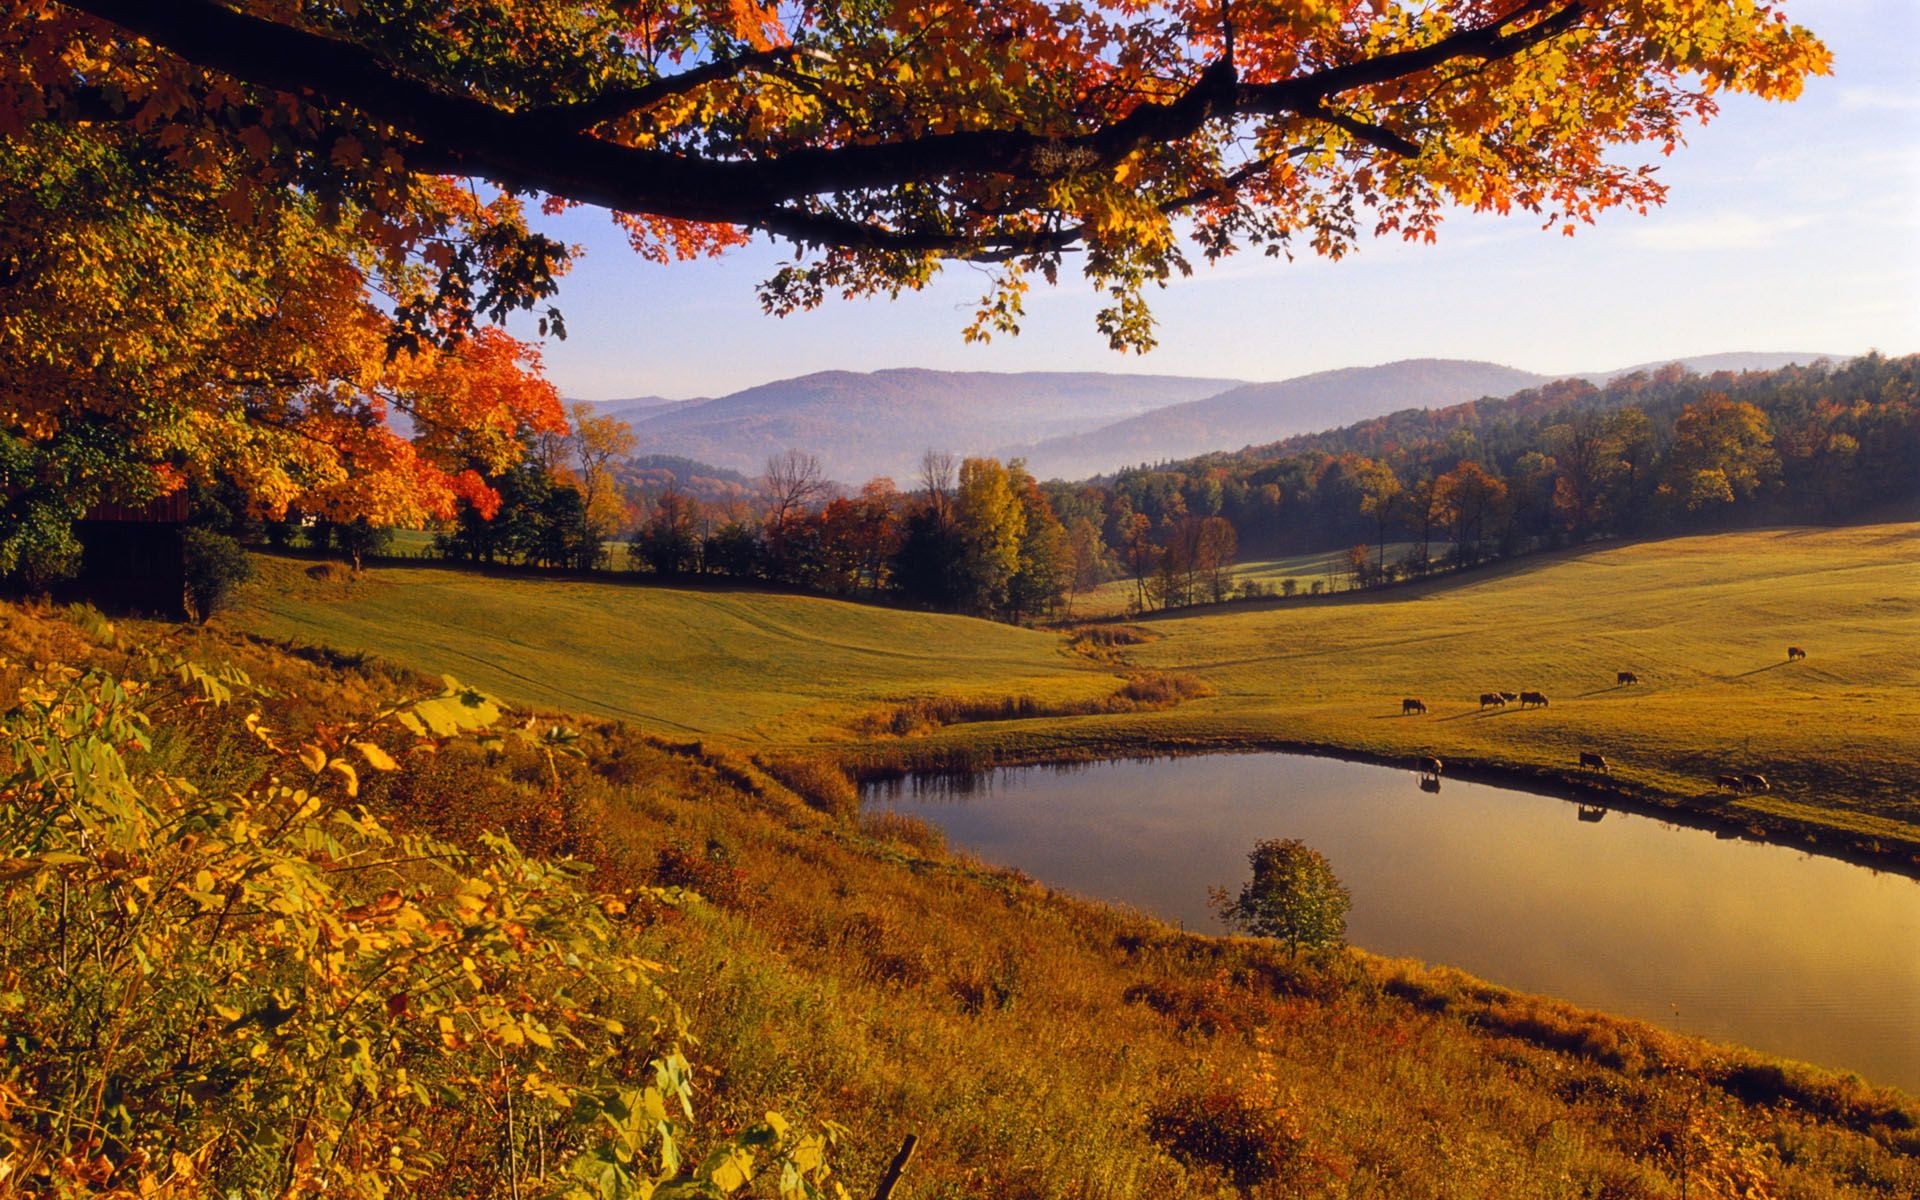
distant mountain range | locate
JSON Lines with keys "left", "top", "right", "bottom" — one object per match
{"left": 583, "top": 351, "right": 1844, "bottom": 483}
{"left": 1013, "top": 359, "right": 1550, "bottom": 479}
{"left": 589, "top": 369, "right": 1240, "bottom": 481}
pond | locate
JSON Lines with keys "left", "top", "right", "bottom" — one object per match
{"left": 864, "top": 753, "right": 1920, "bottom": 1093}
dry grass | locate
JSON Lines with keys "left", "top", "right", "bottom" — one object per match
{"left": 12, "top": 602, "right": 1915, "bottom": 1199}
{"left": 231, "top": 523, "right": 1920, "bottom": 855}
{"left": 850, "top": 672, "right": 1212, "bottom": 738}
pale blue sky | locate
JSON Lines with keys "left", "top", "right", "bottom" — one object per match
{"left": 515, "top": 2, "right": 1920, "bottom": 400}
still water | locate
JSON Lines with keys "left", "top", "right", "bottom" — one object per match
{"left": 865, "top": 753, "right": 1920, "bottom": 1092}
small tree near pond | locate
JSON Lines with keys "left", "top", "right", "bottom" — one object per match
{"left": 1210, "top": 838, "right": 1351, "bottom": 957}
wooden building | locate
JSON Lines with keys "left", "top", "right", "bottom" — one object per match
{"left": 57, "top": 492, "right": 190, "bottom": 619}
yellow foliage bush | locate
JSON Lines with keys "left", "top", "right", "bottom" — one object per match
{"left": 0, "top": 661, "right": 847, "bottom": 1199}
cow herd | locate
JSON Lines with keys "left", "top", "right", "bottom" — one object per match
{"left": 1400, "top": 646, "right": 1806, "bottom": 802}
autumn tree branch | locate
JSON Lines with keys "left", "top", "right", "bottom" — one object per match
{"left": 56, "top": 0, "right": 1594, "bottom": 255}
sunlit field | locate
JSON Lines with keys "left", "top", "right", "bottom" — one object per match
{"left": 235, "top": 521, "right": 1920, "bottom": 852}
{"left": 233, "top": 557, "right": 1119, "bottom": 743}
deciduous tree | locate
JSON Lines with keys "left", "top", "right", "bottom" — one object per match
{"left": 9, "top": 0, "right": 1828, "bottom": 355}
{"left": 1210, "top": 838, "right": 1352, "bottom": 958}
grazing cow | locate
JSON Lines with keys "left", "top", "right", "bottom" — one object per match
{"left": 1498, "top": 691, "right": 1518, "bottom": 702}
{"left": 1740, "top": 773, "right": 1771, "bottom": 793}
{"left": 1402, "top": 698, "right": 1428, "bottom": 715}
{"left": 1479, "top": 692, "right": 1506, "bottom": 709}
{"left": 1787, "top": 646, "right": 1807, "bottom": 661}
{"left": 1716, "top": 773, "right": 1746, "bottom": 791}
{"left": 1579, "top": 751, "right": 1609, "bottom": 773}
{"left": 1519, "top": 691, "right": 1549, "bottom": 708}
{"left": 1616, "top": 671, "right": 1639, "bottom": 686}
{"left": 1418, "top": 776, "right": 1442, "bottom": 794}
{"left": 1577, "top": 805, "right": 1606, "bottom": 823}
{"left": 1416, "top": 755, "right": 1443, "bottom": 777}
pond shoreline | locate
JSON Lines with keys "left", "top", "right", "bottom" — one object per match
{"left": 858, "top": 744, "right": 1920, "bottom": 1095}
{"left": 845, "top": 732, "right": 1920, "bottom": 883}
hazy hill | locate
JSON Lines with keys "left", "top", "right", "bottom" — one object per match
{"left": 608, "top": 369, "right": 1242, "bottom": 480}
{"left": 1015, "top": 359, "right": 1550, "bottom": 479}
{"left": 1585, "top": 350, "right": 1842, "bottom": 382}
{"left": 587, "top": 352, "right": 1851, "bottom": 485}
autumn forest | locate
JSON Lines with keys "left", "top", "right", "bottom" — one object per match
{"left": 3, "top": 1, "right": 1917, "bottom": 1199}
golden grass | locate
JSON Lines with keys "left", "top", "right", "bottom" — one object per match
{"left": 230, "top": 523, "right": 1920, "bottom": 855}
{"left": 230, "top": 556, "right": 1118, "bottom": 743}
{"left": 33, "top": 602, "right": 1913, "bottom": 1198}
{"left": 1120, "top": 522, "right": 1920, "bottom": 839}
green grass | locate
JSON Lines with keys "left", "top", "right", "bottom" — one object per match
{"left": 1069, "top": 543, "right": 1443, "bottom": 616}
{"left": 232, "top": 522, "right": 1920, "bottom": 850}
{"left": 232, "top": 558, "right": 1118, "bottom": 743}
{"left": 1123, "top": 522, "right": 1920, "bottom": 837}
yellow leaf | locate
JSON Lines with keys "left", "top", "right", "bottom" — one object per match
{"left": 327, "top": 758, "right": 359, "bottom": 797}
{"left": 298, "top": 743, "right": 326, "bottom": 773}
{"left": 354, "top": 741, "right": 398, "bottom": 771}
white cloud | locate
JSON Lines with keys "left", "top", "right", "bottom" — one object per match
{"left": 1628, "top": 211, "right": 1817, "bottom": 252}
{"left": 1837, "top": 84, "right": 1920, "bottom": 113}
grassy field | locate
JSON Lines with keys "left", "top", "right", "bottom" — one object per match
{"left": 1069, "top": 545, "right": 1399, "bottom": 617}
{"left": 233, "top": 521, "right": 1920, "bottom": 852}
{"left": 233, "top": 558, "right": 1118, "bottom": 743}
{"left": 13, "top": 603, "right": 1910, "bottom": 1197}
{"left": 1122, "top": 522, "right": 1920, "bottom": 841}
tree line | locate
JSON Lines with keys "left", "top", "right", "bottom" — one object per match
{"left": 221, "top": 355, "right": 1915, "bottom": 621}
{"left": 1065, "top": 354, "right": 1918, "bottom": 588}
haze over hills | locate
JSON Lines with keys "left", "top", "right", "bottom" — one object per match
{"left": 1011, "top": 359, "right": 1550, "bottom": 479}
{"left": 587, "top": 351, "right": 1847, "bottom": 484}
{"left": 595, "top": 368, "right": 1242, "bottom": 480}
{"left": 1583, "top": 350, "right": 1841, "bottom": 383}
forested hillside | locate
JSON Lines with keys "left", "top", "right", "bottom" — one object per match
{"left": 358, "top": 355, "right": 1919, "bottom": 624}
{"left": 1075, "top": 353, "right": 1918, "bottom": 570}
{"left": 1018, "top": 359, "right": 1550, "bottom": 478}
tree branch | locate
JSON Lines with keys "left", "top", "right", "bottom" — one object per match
{"left": 525, "top": 47, "right": 834, "bottom": 135}
{"left": 56, "top": 0, "right": 1594, "bottom": 249}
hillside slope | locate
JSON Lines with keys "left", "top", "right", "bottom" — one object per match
{"left": 235, "top": 522, "right": 1920, "bottom": 856}
{"left": 234, "top": 560, "right": 1119, "bottom": 742}
{"left": 1018, "top": 359, "right": 1549, "bottom": 477}
{"left": 16, "top": 601, "right": 1902, "bottom": 1198}
{"left": 616, "top": 368, "right": 1242, "bottom": 480}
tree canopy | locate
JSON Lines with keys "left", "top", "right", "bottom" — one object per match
{"left": 8, "top": 0, "right": 1828, "bottom": 353}
{"left": 1211, "top": 837, "right": 1352, "bottom": 956}
{"left": 0, "top": 0, "right": 1830, "bottom": 583}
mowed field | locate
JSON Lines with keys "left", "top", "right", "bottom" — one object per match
{"left": 233, "top": 521, "right": 1920, "bottom": 845}
{"left": 232, "top": 559, "right": 1119, "bottom": 742}
{"left": 1122, "top": 522, "right": 1920, "bottom": 841}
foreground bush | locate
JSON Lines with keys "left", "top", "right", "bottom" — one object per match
{"left": 0, "top": 660, "right": 844, "bottom": 1198}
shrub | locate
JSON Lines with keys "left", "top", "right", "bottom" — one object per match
{"left": 183, "top": 527, "right": 254, "bottom": 622}
{"left": 1210, "top": 838, "right": 1351, "bottom": 957}
{"left": 654, "top": 838, "right": 755, "bottom": 909}
{"left": 1115, "top": 672, "right": 1212, "bottom": 706}
{"left": 859, "top": 808, "right": 947, "bottom": 857}
{"left": 762, "top": 755, "right": 859, "bottom": 820}
{"left": 1145, "top": 1083, "right": 1300, "bottom": 1188}
{"left": 0, "top": 660, "right": 843, "bottom": 1198}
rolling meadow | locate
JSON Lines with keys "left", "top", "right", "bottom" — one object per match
{"left": 5, "top": 587, "right": 1915, "bottom": 1199}
{"left": 235, "top": 521, "right": 1920, "bottom": 858}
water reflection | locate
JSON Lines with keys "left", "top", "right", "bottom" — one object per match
{"left": 865, "top": 753, "right": 1920, "bottom": 1093}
